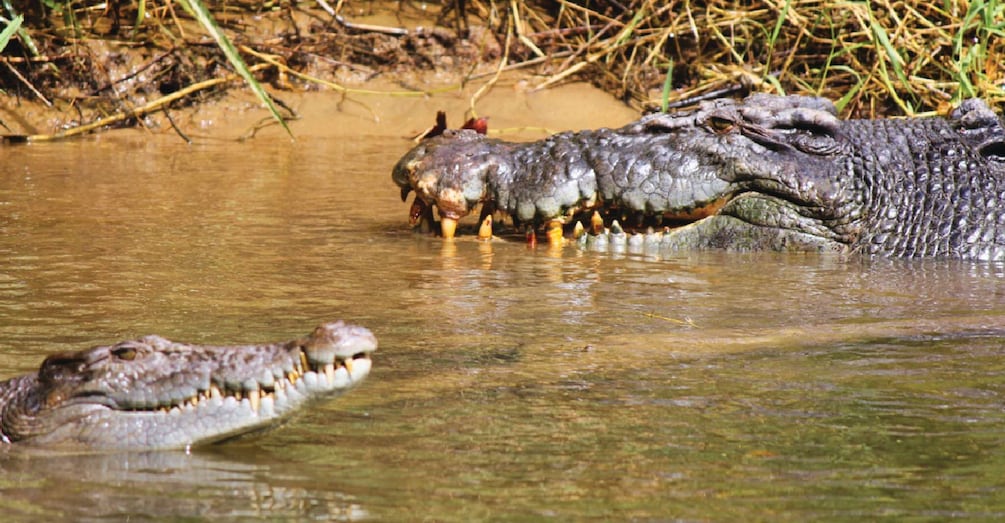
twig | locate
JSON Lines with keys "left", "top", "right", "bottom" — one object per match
{"left": 315, "top": 0, "right": 408, "bottom": 36}
{"left": 90, "top": 48, "right": 175, "bottom": 96}
{"left": 0, "top": 53, "right": 75, "bottom": 63}
{"left": 4, "top": 61, "right": 51, "bottom": 106}
{"left": 239, "top": 45, "right": 453, "bottom": 97}
{"left": 643, "top": 312, "right": 696, "bottom": 327}
{"left": 468, "top": 18, "right": 513, "bottom": 115}
{"left": 463, "top": 50, "right": 573, "bottom": 81}
{"left": 22, "top": 63, "right": 272, "bottom": 142}
{"left": 162, "top": 104, "right": 192, "bottom": 144}
{"left": 663, "top": 81, "right": 754, "bottom": 110}
{"left": 510, "top": 0, "right": 544, "bottom": 57}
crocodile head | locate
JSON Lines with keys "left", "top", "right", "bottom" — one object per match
{"left": 393, "top": 129, "right": 516, "bottom": 238}
{"left": 392, "top": 95, "right": 867, "bottom": 251}
{"left": 0, "top": 322, "right": 376, "bottom": 450}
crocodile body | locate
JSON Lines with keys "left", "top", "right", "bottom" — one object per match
{"left": 0, "top": 322, "right": 376, "bottom": 450}
{"left": 393, "top": 94, "right": 1005, "bottom": 260}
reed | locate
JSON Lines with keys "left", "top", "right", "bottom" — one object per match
{"left": 507, "top": 0, "right": 1005, "bottom": 116}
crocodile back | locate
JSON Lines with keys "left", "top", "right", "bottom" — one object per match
{"left": 846, "top": 117, "right": 1005, "bottom": 260}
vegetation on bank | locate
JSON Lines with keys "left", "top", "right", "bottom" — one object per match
{"left": 1, "top": 0, "right": 1003, "bottom": 137}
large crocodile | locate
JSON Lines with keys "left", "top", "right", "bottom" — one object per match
{"left": 393, "top": 94, "right": 1005, "bottom": 260}
{"left": 0, "top": 321, "right": 376, "bottom": 450}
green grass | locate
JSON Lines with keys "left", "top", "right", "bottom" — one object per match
{"left": 0, "top": 14, "right": 20, "bottom": 53}
{"left": 954, "top": 0, "right": 1005, "bottom": 101}
{"left": 176, "top": 0, "right": 291, "bottom": 137}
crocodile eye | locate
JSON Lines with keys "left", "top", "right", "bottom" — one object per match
{"left": 707, "top": 116, "right": 735, "bottom": 134}
{"left": 112, "top": 347, "right": 137, "bottom": 361}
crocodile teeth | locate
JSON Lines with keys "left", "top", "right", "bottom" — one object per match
{"left": 323, "top": 362, "right": 335, "bottom": 383}
{"left": 247, "top": 389, "right": 260, "bottom": 413}
{"left": 440, "top": 217, "right": 457, "bottom": 239}
{"left": 590, "top": 211, "right": 604, "bottom": 235}
{"left": 477, "top": 215, "right": 493, "bottom": 240}
{"left": 299, "top": 351, "right": 309, "bottom": 372}
{"left": 610, "top": 219, "right": 625, "bottom": 235}
{"left": 209, "top": 384, "right": 222, "bottom": 399}
{"left": 546, "top": 220, "right": 564, "bottom": 246}
{"left": 343, "top": 358, "right": 354, "bottom": 377}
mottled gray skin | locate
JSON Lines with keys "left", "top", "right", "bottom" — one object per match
{"left": 393, "top": 94, "right": 1005, "bottom": 260}
{"left": 0, "top": 322, "right": 376, "bottom": 450}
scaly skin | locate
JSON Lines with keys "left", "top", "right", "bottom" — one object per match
{"left": 393, "top": 94, "right": 1005, "bottom": 260}
{"left": 0, "top": 322, "right": 376, "bottom": 450}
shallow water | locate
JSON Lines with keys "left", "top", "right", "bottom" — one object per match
{"left": 2, "top": 107, "right": 1005, "bottom": 521}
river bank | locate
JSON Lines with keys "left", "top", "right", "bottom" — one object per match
{"left": 2, "top": 1, "right": 1002, "bottom": 140}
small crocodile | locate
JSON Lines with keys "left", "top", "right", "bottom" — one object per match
{"left": 0, "top": 321, "right": 376, "bottom": 450}
{"left": 393, "top": 94, "right": 1005, "bottom": 260}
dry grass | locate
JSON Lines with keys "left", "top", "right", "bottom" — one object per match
{"left": 2, "top": 0, "right": 1003, "bottom": 125}
{"left": 498, "top": 0, "right": 1005, "bottom": 116}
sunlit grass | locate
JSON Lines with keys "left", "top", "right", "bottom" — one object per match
{"left": 532, "top": 0, "right": 1005, "bottom": 115}
{"left": 954, "top": 0, "right": 1005, "bottom": 101}
{"left": 3, "top": 0, "right": 1004, "bottom": 124}
{"left": 175, "top": 0, "right": 291, "bottom": 137}
{"left": 0, "top": 14, "right": 20, "bottom": 53}
{"left": 3, "top": 0, "right": 290, "bottom": 137}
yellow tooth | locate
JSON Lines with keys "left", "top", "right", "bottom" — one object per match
{"left": 477, "top": 214, "right": 493, "bottom": 240}
{"left": 209, "top": 385, "right": 222, "bottom": 399}
{"left": 547, "top": 220, "right": 564, "bottom": 246}
{"left": 591, "top": 211, "right": 604, "bottom": 235}
{"left": 299, "top": 351, "right": 309, "bottom": 371}
{"left": 288, "top": 371, "right": 299, "bottom": 383}
{"left": 247, "top": 389, "right": 260, "bottom": 413}
{"left": 344, "top": 358, "right": 354, "bottom": 377}
{"left": 190, "top": 394, "right": 199, "bottom": 407}
{"left": 440, "top": 217, "right": 457, "bottom": 239}
{"left": 573, "top": 221, "right": 585, "bottom": 239}
{"left": 324, "top": 362, "right": 335, "bottom": 382}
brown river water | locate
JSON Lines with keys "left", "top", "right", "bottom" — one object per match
{"left": 2, "top": 83, "right": 1005, "bottom": 521}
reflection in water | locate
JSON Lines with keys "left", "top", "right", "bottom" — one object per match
{"left": 2, "top": 134, "right": 1005, "bottom": 520}
{"left": 0, "top": 448, "right": 367, "bottom": 521}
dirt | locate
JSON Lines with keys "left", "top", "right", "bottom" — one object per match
{"left": 1, "top": 2, "right": 556, "bottom": 140}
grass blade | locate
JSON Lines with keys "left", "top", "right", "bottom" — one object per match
{"left": 1, "top": 0, "right": 38, "bottom": 56}
{"left": 176, "top": 0, "right": 292, "bottom": 138}
{"left": 0, "top": 13, "right": 21, "bottom": 53}
{"left": 660, "top": 59, "right": 673, "bottom": 112}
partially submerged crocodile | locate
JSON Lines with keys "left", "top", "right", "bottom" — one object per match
{"left": 0, "top": 322, "right": 376, "bottom": 450}
{"left": 393, "top": 94, "right": 1005, "bottom": 260}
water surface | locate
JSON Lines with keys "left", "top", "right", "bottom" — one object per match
{"left": 2, "top": 126, "right": 1005, "bottom": 521}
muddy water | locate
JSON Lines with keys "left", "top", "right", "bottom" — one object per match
{"left": 2, "top": 87, "right": 1005, "bottom": 521}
